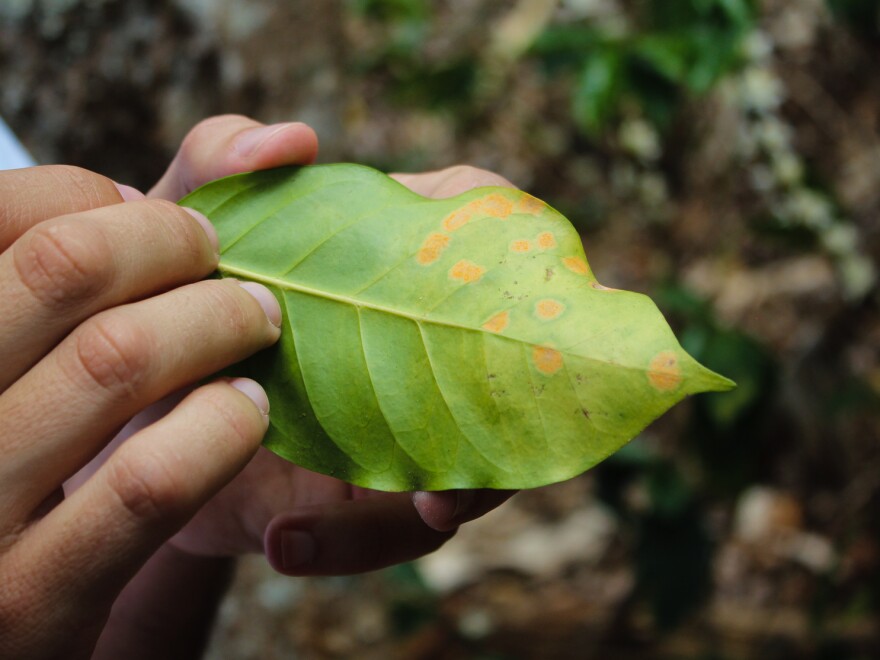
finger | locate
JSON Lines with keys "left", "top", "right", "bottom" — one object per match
{"left": 390, "top": 165, "right": 517, "bottom": 198}
{"left": 265, "top": 495, "right": 456, "bottom": 576}
{"left": 0, "top": 379, "right": 267, "bottom": 659}
{"left": 0, "top": 278, "right": 281, "bottom": 525}
{"left": 412, "top": 489, "right": 517, "bottom": 532}
{"left": 170, "top": 456, "right": 351, "bottom": 557}
{"left": 0, "top": 200, "right": 219, "bottom": 390}
{"left": 149, "top": 114, "right": 319, "bottom": 201}
{"left": 0, "top": 165, "right": 130, "bottom": 252}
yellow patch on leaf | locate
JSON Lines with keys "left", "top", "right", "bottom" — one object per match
{"left": 515, "top": 194, "right": 545, "bottom": 215}
{"left": 537, "top": 232, "right": 556, "bottom": 249}
{"left": 417, "top": 233, "right": 450, "bottom": 265}
{"left": 442, "top": 209, "right": 472, "bottom": 232}
{"left": 647, "top": 351, "right": 682, "bottom": 392}
{"left": 449, "top": 259, "right": 485, "bottom": 284}
{"left": 563, "top": 256, "right": 589, "bottom": 276}
{"left": 535, "top": 299, "right": 565, "bottom": 320}
{"left": 533, "top": 346, "right": 563, "bottom": 375}
{"left": 482, "top": 311, "right": 510, "bottom": 334}
{"left": 475, "top": 193, "right": 514, "bottom": 219}
{"left": 510, "top": 239, "right": 532, "bottom": 253}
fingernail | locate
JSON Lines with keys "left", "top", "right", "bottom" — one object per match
{"left": 234, "top": 123, "right": 296, "bottom": 157}
{"left": 229, "top": 378, "right": 270, "bottom": 415}
{"left": 113, "top": 182, "right": 146, "bottom": 202}
{"left": 280, "top": 530, "right": 316, "bottom": 569}
{"left": 238, "top": 281, "right": 282, "bottom": 327}
{"left": 181, "top": 207, "right": 220, "bottom": 254}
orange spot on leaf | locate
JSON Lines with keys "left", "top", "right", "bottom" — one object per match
{"left": 516, "top": 194, "right": 545, "bottom": 215}
{"left": 537, "top": 232, "right": 556, "bottom": 249}
{"left": 449, "top": 259, "right": 485, "bottom": 284}
{"left": 475, "top": 193, "right": 514, "bottom": 219}
{"left": 536, "top": 299, "right": 564, "bottom": 320}
{"left": 648, "top": 351, "right": 682, "bottom": 391}
{"left": 482, "top": 311, "right": 510, "bottom": 333}
{"left": 533, "top": 346, "right": 563, "bottom": 375}
{"left": 442, "top": 209, "right": 472, "bottom": 232}
{"left": 417, "top": 233, "right": 450, "bottom": 265}
{"left": 563, "top": 256, "right": 589, "bottom": 276}
{"left": 510, "top": 239, "right": 532, "bottom": 253}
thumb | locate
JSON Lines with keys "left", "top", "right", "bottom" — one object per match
{"left": 149, "top": 114, "right": 318, "bottom": 201}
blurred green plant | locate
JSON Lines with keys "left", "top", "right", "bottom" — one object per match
{"left": 531, "top": 0, "right": 757, "bottom": 135}
{"left": 827, "top": 0, "right": 880, "bottom": 39}
{"left": 347, "top": 0, "right": 478, "bottom": 110}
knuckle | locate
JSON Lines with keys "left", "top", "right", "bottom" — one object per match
{"left": 73, "top": 314, "right": 152, "bottom": 398}
{"left": 140, "top": 199, "right": 208, "bottom": 263}
{"left": 193, "top": 385, "right": 262, "bottom": 447}
{"left": 106, "top": 451, "right": 187, "bottom": 523}
{"left": 202, "top": 281, "right": 256, "bottom": 336}
{"left": 14, "top": 221, "right": 113, "bottom": 306}
{"left": 181, "top": 114, "right": 248, "bottom": 157}
{"left": 44, "top": 164, "right": 111, "bottom": 206}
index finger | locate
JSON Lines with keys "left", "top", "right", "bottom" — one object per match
{"left": 0, "top": 165, "right": 126, "bottom": 252}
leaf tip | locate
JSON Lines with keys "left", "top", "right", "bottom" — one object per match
{"left": 692, "top": 363, "right": 738, "bottom": 394}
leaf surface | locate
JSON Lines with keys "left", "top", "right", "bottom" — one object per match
{"left": 182, "top": 165, "right": 733, "bottom": 491}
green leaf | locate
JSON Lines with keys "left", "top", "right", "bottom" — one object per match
{"left": 573, "top": 47, "right": 623, "bottom": 136}
{"left": 181, "top": 165, "right": 733, "bottom": 491}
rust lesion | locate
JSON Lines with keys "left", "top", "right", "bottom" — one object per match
{"left": 510, "top": 239, "right": 532, "bottom": 253}
{"left": 647, "top": 351, "right": 682, "bottom": 391}
{"left": 562, "top": 256, "right": 589, "bottom": 276}
{"left": 533, "top": 345, "right": 563, "bottom": 375}
{"left": 449, "top": 259, "right": 485, "bottom": 283}
{"left": 537, "top": 232, "right": 556, "bottom": 249}
{"left": 482, "top": 311, "right": 510, "bottom": 333}
{"left": 535, "top": 299, "right": 565, "bottom": 320}
{"left": 417, "top": 232, "right": 450, "bottom": 265}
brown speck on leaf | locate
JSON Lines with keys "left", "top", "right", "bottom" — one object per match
{"left": 545, "top": 268, "right": 555, "bottom": 281}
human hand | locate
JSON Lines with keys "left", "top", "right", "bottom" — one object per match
{"left": 0, "top": 117, "right": 318, "bottom": 658}
{"left": 65, "top": 118, "right": 518, "bottom": 581}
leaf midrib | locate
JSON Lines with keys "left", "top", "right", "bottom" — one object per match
{"left": 217, "top": 262, "right": 672, "bottom": 382}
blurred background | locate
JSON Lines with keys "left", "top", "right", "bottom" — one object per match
{"left": 2, "top": 0, "right": 879, "bottom": 657}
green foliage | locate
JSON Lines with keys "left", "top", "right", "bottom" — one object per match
{"left": 827, "top": 0, "right": 880, "bottom": 38}
{"left": 531, "top": 0, "right": 756, "bottom": 134}
{"left": 350, "top": 0, "right": 427, "bottom": 21}
{"left": 636, "top": 465, "right": 713, "bottom": 631}
{"left": 182, "top": 164, "right": 733, "bottom": 491}
{"left": 659, "top": 283, "right": 777, "bottom": 494}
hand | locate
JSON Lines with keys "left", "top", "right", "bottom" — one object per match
{"left": 0, "top": 117, "right": 318, "bottom": 658}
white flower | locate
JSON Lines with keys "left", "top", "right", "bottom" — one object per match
{"left": 619, "top": 118, "right": 662, "bottom": 162}
{"left": 838, "top": 253, "right": 877, "bottom": 300}
{"left": 756, "top": 116, "right": 793, "bottom": 153}
{"left": 772, "top": 151, "right": 804, "bottom": 186}
{"left": 783, "top": 189, "right": 833, "bottom": 230}
{"left": 821, "top": 224, "right": 858, "bottom": 257}
{"left": 742, "top": 30, "right": 774, "bottom": 63}
{"left": 738, "top": 68, "right": 785, "bottom": 112}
